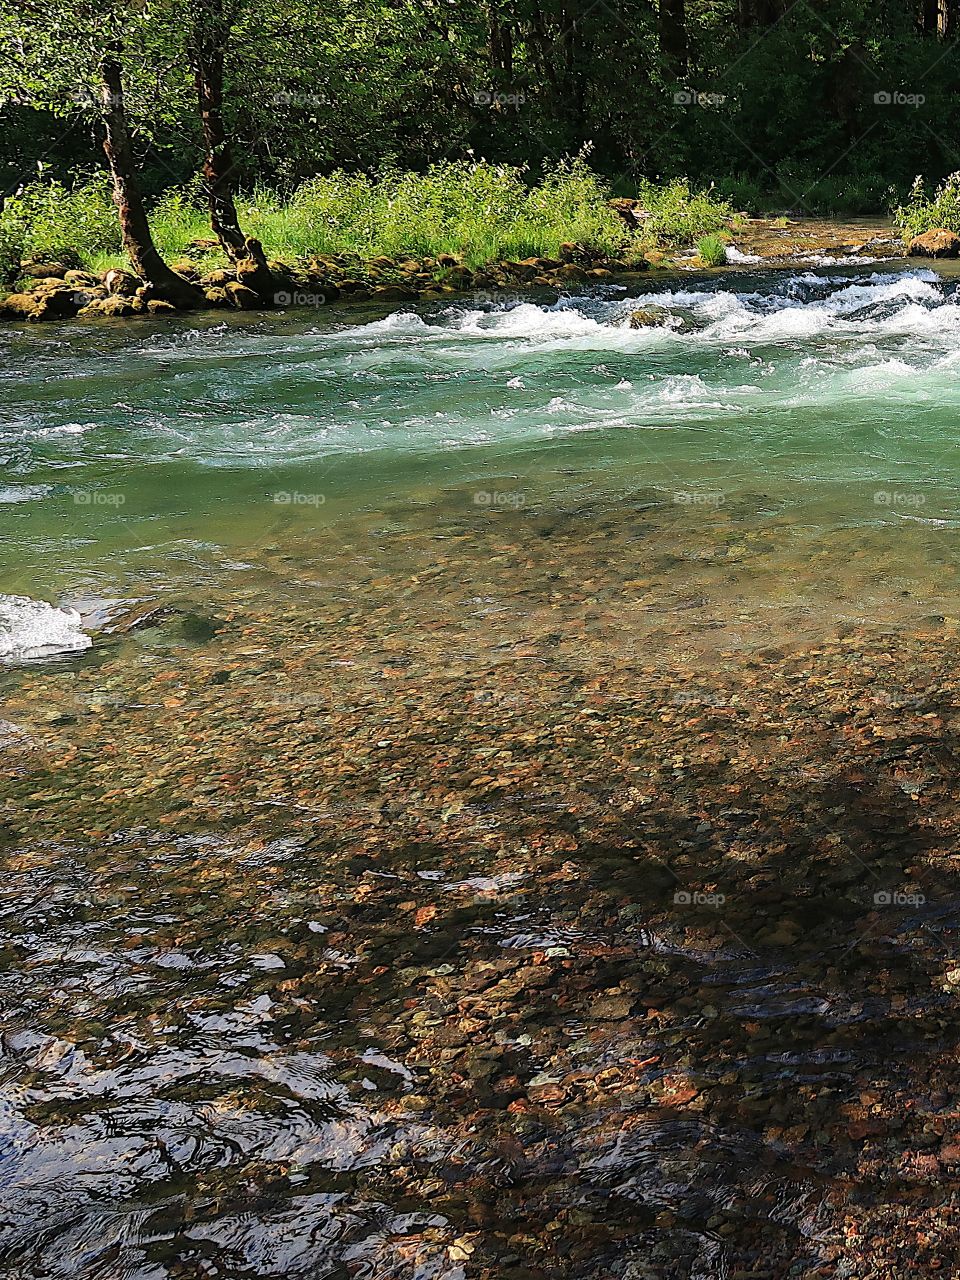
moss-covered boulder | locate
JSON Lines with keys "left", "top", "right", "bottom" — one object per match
{"left": 19, "top": 259, "right": 77, "bottom": 279}
{"left": 628, "top": 307, "right": 669, "bottom": 329}
{"left": 372, "top": 284, "right": 418, "bottom": 301}
{"left": 224, "top": 281, "right": 262, "bottom": 309}
{"left": 1, "top": 282, "right": 86, "bottom": 320}
{"left": 78, "top": 295, "right": 141, "bottom": 318}
{"left": 103, "top": 269, "right": 140, "bottom": 297}
{"left": 555, "top": 263, "right": 589, "bottom": 282}
{"left": 63, "top": 270, "right": 100, "bottom": 288}
{"left": 200, "top": 269, "right": 234, "bottom": 287}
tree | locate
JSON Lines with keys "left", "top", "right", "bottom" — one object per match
{"left": 99, "top": 47, "right": 199, "bottom": 303}
{"left": 184, "top": 0, "right": 247, "bottom": 260}
{"left": 0, "top": 0, "right": 199, "bottom": 303}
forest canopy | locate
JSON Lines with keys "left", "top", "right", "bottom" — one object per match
{"left": 2, "top": 0, "right": 959, "bottom": 216}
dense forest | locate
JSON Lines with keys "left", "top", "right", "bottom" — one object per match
{"left": 2, "top": 0, "right": 960, "bottom": 218}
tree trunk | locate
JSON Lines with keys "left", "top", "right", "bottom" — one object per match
{"left": 99, "top": 56, "right": 199, "bottom": 307}
{"left": 191, "top": 34, "right": 247, "bottom": 262}
{"left": 659, "top": 0, "right": 688, "bottom": 77}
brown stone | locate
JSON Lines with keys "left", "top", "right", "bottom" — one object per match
{"left": 224, "top": 281, "right": 262, "bottom": 309}
{"left": 907, "top": 228, "right": 960, "bottom": 258}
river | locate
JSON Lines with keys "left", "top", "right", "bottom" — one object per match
{"left": 2, "top": 264, "right": 960, "bottom": 1277}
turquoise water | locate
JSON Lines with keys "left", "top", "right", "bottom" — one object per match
{"left": 3, "top": 263, "right": 960, "bottom": 655}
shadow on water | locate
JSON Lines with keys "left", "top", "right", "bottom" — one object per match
{"left": 2, "top": 661, "right": 960, "bottom": 1279}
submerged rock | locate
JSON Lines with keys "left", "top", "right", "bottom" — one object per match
{"left": 628, "top": 307, "right": 670, "bottom": 329}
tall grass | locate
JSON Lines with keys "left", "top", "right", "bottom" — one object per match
{"left": 238, "top": 157, "right": 633, "bottom": 266}
{"left": 1, "top": 159, "right": 735, "bottom": 279}
{"left": 0, "top": 175, "right": 121, "bottom": 281}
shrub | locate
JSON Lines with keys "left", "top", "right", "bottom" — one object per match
{"left": 638, "top": 177, "right": 735, "bottom": 245}
{"left": 893, "top": 173, "right": 960, "bottom": 239}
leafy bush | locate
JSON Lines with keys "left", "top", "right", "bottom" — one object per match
{"left": 638, "top": 177, "right": 735, "bottom": 245}
{"left": 893, "top": 173, "right": 960, "bottom": 239}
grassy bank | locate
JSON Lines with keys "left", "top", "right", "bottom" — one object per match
{"left": 1, "top": 159, "right": 736, "bottom": 283}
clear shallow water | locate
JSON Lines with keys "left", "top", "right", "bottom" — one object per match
{"left": 4, "top": 262, "right": 960, "bottom": 660}
{"left": 5, "top": 267, "right": 960, "bottom": 1276}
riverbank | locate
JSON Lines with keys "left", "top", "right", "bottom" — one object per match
{"left": 0, "top": 213, "right": 909, "bottom": 324}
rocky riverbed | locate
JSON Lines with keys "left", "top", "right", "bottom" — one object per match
{"left": 3, "top": 492, "right": 960, "bottom": 1278}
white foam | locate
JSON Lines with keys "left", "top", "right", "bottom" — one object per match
{"left": 0, "top": 485, "right": 51, "bottom": 504}
{"left": 726, "top": 245, "right": 762, "bottom": 264}
{"left": 0, "top": 595, "right": 92, "bottom": 663}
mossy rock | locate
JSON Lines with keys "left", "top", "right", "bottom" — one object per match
{"left": 444, "top": 267, "right": 474, "bottom": 288}
{"left": 555, "top": 263, "right": 589, "bottom": 282}
{"left": 204, "top": 287, "right": 231, "bottom": 307}
{"left": 146, "top": 299, "right": 177, "bottom": 316}
{"left": 78, "top": 295, "right": 140, "bottom": 319}
{"left": 372, "top": 284, "right": 418, "bottom": 301}
{"left": 908, "top": 229, "right": 960, "bottom": 258}
{"left": 628, "top": 307, "right": 669, "bottom": 329}
{"left": 170, "top": 260, "right": 201, "bottom": 282}
{"left": 200, "top": 269, "right": 234, "bottom": 287}
{"left": 224, "top": 281, "right": 262, "bottom": 309}
{"left": 63, "top": 270, "right": 100, "bottom": 287}
{"left": 103, "top": 269, "right": 140, "bottom": 297}
{"left": 1, "top": 292, "right": 55, "bottom": 321}
{"left": 3, "top": 283, "right": 85, "bottom": 320}
{"left": 20, "top": 256, "right": 79, "bottom": 277}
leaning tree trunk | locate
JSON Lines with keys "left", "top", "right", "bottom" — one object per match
{"left": 99, "top": 57, "right": 199, "bottom": 307}
{"left": 192, "top": 37, "right": 247, "bottom": 262}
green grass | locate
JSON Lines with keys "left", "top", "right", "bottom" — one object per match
{"left": 1, "top": 159, "right": 736, "bottom": 281}
{"left": 695, "top": 233, "right": 728, "bottom": 266}
{"left": 893, "top": 172, "right": 960, "bottom": 239}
